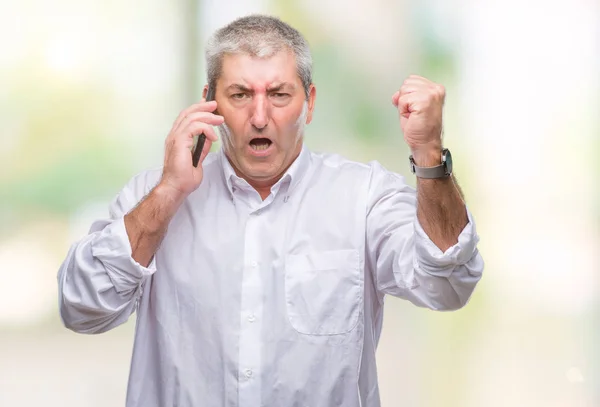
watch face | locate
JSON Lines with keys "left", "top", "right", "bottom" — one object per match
{"left": 443, "top": 149, "right": 453, "bottom": 174}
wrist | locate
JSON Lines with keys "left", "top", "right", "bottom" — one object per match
{"left": 154, "top": 181, "right": 188, "bottom": 207}
{"left": 410, "top": 146, "right": 442, "bottom": 167}
{"left": 126, "top": 184, "right": 184, "bottom": 236}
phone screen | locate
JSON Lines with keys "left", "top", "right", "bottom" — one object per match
{"left": 192, "top": 86, "right": 217, "bottom": 167}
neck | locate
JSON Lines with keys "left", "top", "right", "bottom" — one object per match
{"left": 243, "top": 174, "right": 283, "bottom": 200}
{"left": 225, "top": 147, "right": 302, "bottom": 201}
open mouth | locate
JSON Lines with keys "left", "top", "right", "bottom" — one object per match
{"left": 249, "top": 138, "right": 272, "bottom": 151}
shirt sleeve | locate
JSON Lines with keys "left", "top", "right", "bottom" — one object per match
{"left": 365, "top": 161, "right": 484, "bottom": 311}
{"left": 57, "top": 168, "right": 160, "bottom": 334}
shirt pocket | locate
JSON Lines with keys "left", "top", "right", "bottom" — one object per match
{"left": 284, "top": 249, "right": 362, "bottom": 336}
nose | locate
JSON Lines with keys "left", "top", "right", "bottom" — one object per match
{"left": 249, "top": 94, "right": 269, "bottom": 130}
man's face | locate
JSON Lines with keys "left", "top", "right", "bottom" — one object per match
{"left": 210, "top": 51, "right": 315, "bottom": 187}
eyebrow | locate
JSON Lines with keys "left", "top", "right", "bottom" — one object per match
{"left": 225, "top": 83, "right": 296, "bottom": 93}
{"left": 226, "top": 84, "right": 252, "bottom": 93}
{"left": 267, "top": 83, "right": 296, "bottom": 92}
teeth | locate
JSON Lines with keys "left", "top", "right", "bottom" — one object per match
{"left": 251, "top": 143, "right": 270, "bottom": 151}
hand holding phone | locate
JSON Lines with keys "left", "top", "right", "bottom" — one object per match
{"left": 159, "top": 90, "right": 223, "bottom": 197}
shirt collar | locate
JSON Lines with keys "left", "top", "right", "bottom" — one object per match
{"left": 219, "top": 143, "right": 311, "bottom": 198}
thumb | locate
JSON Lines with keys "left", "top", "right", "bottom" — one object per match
{"left": 391, "top": 91, "right": 400, "bottom": 107}
{"left": 397, "top": 94, "right": 413, "bottom": 119}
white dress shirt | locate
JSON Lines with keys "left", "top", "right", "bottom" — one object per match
{"left": 58, "top": 145, "right": 484, "bottom": 407}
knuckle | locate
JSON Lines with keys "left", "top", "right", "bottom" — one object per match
{"left": 191, "top": 111, "right": 212, "bottom": 123}
{"left": 190, "top": 121, "right": 208, "bottom": 133}
{"left": 181, "top": 111, "right": 206, "bottom": 125}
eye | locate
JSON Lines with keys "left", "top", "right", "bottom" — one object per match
{"left": 231, "top": 93, "right": 247, "bottom": 100}
{"left": 271, "top": 92, "right": 290, "bottom": 99}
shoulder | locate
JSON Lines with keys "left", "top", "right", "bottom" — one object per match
{"left": 308, "top": 149, "right": 407, "bottom": 187}
{"left": 103, "top": 166, "right": 161, "bottom": 218}
{"left": 310, "top": 150, "right": 370, "bottom": 172}
{"left": 122, "top": 166, "right": 163, "bottom": 199}
{"left": 307, "top": 149, "right": 414, "bottom": 210}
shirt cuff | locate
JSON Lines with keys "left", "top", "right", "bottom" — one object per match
{"left": 413, "top": 207, "right": 480, "bottom": 278}
{"left": 91, "top": 216, "right": 156, "bottom": 293}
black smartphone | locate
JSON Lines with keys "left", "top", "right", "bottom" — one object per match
{"left": 192, "top": 86, "right": 217, "bottom": 167}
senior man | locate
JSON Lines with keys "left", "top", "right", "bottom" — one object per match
{"left": 58, "top": 14, "right": 484, "bottom": 407}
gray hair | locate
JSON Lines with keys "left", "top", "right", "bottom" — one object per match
{"left": 205, "top": 14, "right": 313, "bottom": 98}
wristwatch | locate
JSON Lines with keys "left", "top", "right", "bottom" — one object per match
{"left": 409, "top": 148, "right": 452, "bottom": 179}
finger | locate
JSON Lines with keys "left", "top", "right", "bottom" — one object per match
{"left": 167, "top": 132, "right": 196, "bottom": 153}
{"left": 403, "top": 78, "right": 443, "bottom": 98}
{"left": 401, "top": 77, "right": 433, "bottom": 93}
{"left": 172, "top": 99, "right": 205, "bottom": 129}
{"left": 398, "top": 93, "right": 431, "bottom": 117}
{"left": 166, "top": 120, "right": 214, "bottom": 146}
{"left": 172, "top": 100, "right": 218, "bottom": 130}
{"left": 391, "top": 91, "right": 400, "bottom": 107}
{"left": 171, "top": 123, "right": 218, "bottom": 155}
{"left": 184, "top": 122, "right": 219, "bottom": 143}
{"left": 398, "top": 84, "right": 421, "bottom": 97}
{"left": 176, "top": 111, "right": 224, "bottom": 133}
{"left": 168, "top": 121, "right": 219, "bottom": 147}
{"left": 397, "top": 94, "right": 413, "bottom": 118}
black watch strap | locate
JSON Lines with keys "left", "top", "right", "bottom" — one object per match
{"left": 409, "top": 149, "right": 452, "bottom": 179}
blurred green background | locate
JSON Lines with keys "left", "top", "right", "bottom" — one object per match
{"left": 0, "top": 0, "right": 598, "bottom": 406}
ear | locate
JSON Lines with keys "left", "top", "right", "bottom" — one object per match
{"left": 306, "top": 84, "right": 316, "bottom": 124}
{"left": 202, "top": 85, "right": 209, "bottom": 100}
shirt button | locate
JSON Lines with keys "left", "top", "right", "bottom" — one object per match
{"left": 248, "top": 314, "right": 256, "bottom": 322}
{"left": 254, "top": 209, "right": 262, "bottom": 215}
{"left": 250, "top": 261, "right": 258, "bottom": 268}
{"left": 245, "top": 369, "right": 253, "bottom": 378}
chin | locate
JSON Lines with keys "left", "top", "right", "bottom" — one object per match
{"left": 244, "top": 163, "right": 277, "bottom": 178}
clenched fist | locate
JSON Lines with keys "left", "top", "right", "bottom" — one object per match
{"left": 392, "top": 75, "right": 445, "bottom": 162}
{"left": 160, "top": 99, "right": 224, "bottom": 197}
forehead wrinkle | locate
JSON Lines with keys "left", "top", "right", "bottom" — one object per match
{"left": 231, "top": 78, "right": 290, "bottom": 93}
{"left": 220, "top": 51, "right": 300, "bottom": 91}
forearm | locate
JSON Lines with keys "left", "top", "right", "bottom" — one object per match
{"left": 124, "top": 183, "right": 185, "bottom": 267}
{"left": 366, "top": 159, "right": 483, "bottom": 311}
{"left": 414, "top": 150, "right": 468, "bottom": 252}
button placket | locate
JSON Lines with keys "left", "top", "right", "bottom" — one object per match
{"left": 238, "top": 208, "right": 263, "bottom": 405}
